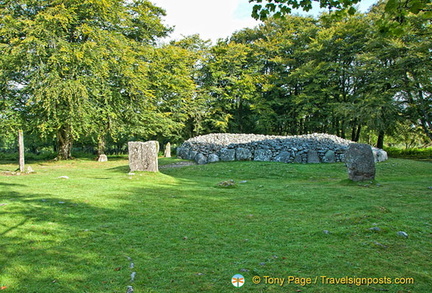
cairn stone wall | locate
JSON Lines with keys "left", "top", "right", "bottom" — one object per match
{"left": 177, "top": 133, "right": 388, "bottom": 165}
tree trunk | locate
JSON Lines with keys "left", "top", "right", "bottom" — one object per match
{"left": 351, "top": 125, "right": 361, "bottom": 142}
{"left": 377, "top": 130, "right": 385, "bottom": 149}
{"left": 18, "top": 130, "right": 25, "bottom": 172}
{"left": 97, "top": 134, "right": 106, "bottom": 157}
{"left": 57, "top": 126, "right": 73, "bottom": 160}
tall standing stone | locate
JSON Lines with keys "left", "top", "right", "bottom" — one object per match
{"left": 164, "top": 142, "right": 171, "bottom": 158}
{"left": 128, "top": 141, "right": 159, "bottom": 172}
{"left": 345, "top": 143, "right": 375, "bottom": 181}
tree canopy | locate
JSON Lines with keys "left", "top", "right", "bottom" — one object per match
{"left": 1, "top": 0, "right": 431, "bottom": 159}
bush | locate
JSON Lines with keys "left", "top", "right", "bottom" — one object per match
{"left": 385, "top": 147, "right": 432, "bottom": 160}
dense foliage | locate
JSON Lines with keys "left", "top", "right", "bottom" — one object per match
{"left": 1, "top": 0, "right": 431, "bottom": 158}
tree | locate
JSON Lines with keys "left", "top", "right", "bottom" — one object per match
{"left": 249, "top": 0, "right": 431, "bottom": 21}
{"left": 0, "top": 0, "right": 170, "bottom": 159}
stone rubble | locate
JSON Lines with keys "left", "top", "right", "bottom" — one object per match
{"left": 177, "top": 133, "right": 388, "bottom": 165}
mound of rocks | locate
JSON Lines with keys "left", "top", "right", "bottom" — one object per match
{"left": 177, "top": 133, "right": 387, "bottom": 165}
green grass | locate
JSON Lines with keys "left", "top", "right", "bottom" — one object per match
{"left": 0, "top": 157, "right": 431, "bottom": 292}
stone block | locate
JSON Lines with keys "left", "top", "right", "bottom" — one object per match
{"left": 164, "top": 142, "right": 171, "bottom": 158}
{"left": 323, "top": 150, "right": 335, "bottom": 163}
{"left": 345, "top": 143, "right": 375, "bottom": 181}
{"left": 236, "top": 148, "right": 252, "bottom": 161}
{"left": 254, "top": 149, "right": 272, "bottom": 161}
{"left": 208, "top": 153, "right": 220, "bottom": 163}
{"left": 195, "top": 153, "right": 207, "bottom": 165}
{"left": 128, "top": 141, "right": 159, "bottom": 172}
{"left": 274, "top": 151, "right": 291, "bottom": 163}
{"left": 219, "top": 148, "right": 235, "bottom": 161}
{"left": 307, "top": 150, "right": 320, "bottom": 163}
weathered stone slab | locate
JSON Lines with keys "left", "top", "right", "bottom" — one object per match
{"left": 128, "top": 141, "right": 159, "bottom": 172}
{"left": 254, "top": 149, "right": 272, "bottom": 161}
{"left": 208, "top": 153, "right": 220, "bottom": 163}
{"left": 323, "top": 150, "right": 335, "bottom": 163}
{"left": 293, "top": 153, "right": 303, "bottom": 163}
{"left": 274, "top": 151, "right": 291, "bottom": 163}
{"left": 164, "top": 142, "right": 171, "bottom": 158}
{"left": 97, "top": 154, "right": 108, "bottom": 162}
{"left": 307, "top": 150, "right": 320, "bottom": 163}
{"left": 345, "top": 143, "right": 375, "bottom": 181}
{"left": 219, "top": 148, "right": 236, "bottom": 161}
{"left": 372, "top": 147, "right": 388, "bottom": 163}
{"left": 195, "top": 153, "right": 207, "bottom": 165}
{"left": 236, "top": 148, "right": 252, "bottom": 161}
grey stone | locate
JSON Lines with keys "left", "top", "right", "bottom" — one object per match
{"left": 397, "top": 231, "right": 408, "bottom": 238}
{"left": 189, "top": 150, "right": 198, "bottom": 161}
{"left": 307, "top": 150, "right": 320, "bottom": 163}
{"left": 345, "top": 143, "right": 375, "bottom": 181}
{"left": 219, "top": 148, "right": 235, "bottom": 161}
{"left": 236, "top": 147, "right": 252, "bottom": 161}
{"left": 128, "top": 141, "right": 159, "bottom": 172}
{"left": 176, "top": 147, "right": 186, "bottom": 159}
{"left": 207, "top": 153, "right": 220, "bottom": 163}
{"left": 195, "top": 153, "right": 207, "bottom": 165}
{"left": 293, "top": 154, "right": 303, "bottom": 163}
{"left": 254, "top": 149, "right": 272, "bottom": 161}
{"left": 97, "top": 154, "right": 108, "bottom": 162}
{"left": 372, "top": 147, "right": 388, "bottom": 163}
{"left": 274, "top": 151, "right": 291, "bottom": 163}
{"left": 323, "top": 150, "right": 335, "bottom": 163}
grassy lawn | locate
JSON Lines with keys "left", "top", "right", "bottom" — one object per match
{"left": 0, "top": 157, "right": 431, "bottom": 292}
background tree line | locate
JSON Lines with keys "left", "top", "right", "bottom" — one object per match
{"left": 1, "top": 0, "right": 430, "bottom": 159}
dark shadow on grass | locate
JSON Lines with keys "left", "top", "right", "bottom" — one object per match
{"left": 0, "top": 188, "right": 138, "bottom": 292}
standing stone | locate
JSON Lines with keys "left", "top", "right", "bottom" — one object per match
{"left": 307, "top": 150, "right": 320, "bottom": 163}
{"left": 98, "top": 154, "right": 108, "bottom": 162}
{"left": 18, "top": 129, "right": 25, "bottom": 173}
{"left": 164, "top": 142, "right": 171, "bottom": 158}
{"left": 128, "top": 141, "right": 159, "bottom": 172}
{"left": 345, "top": 143, "right": 375, "bottom": 181}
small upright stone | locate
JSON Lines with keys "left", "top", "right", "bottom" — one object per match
{"left": 128, "top": 141, "right": 159, "bottom": 172}
{"left": 345, "top": 143, "right": 375, "bottom": 181}
{"left": 164, "top": 142, "right": 171, "bottom": 158}
{"left": 97, "top": 154, "right": 108, "bottom": 162}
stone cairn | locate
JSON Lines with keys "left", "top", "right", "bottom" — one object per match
{"left": 177, "top": 133, "right": 388, "bottom": 165}
{"left": 128, "top": 141, "right": 159, "bottom": 172}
